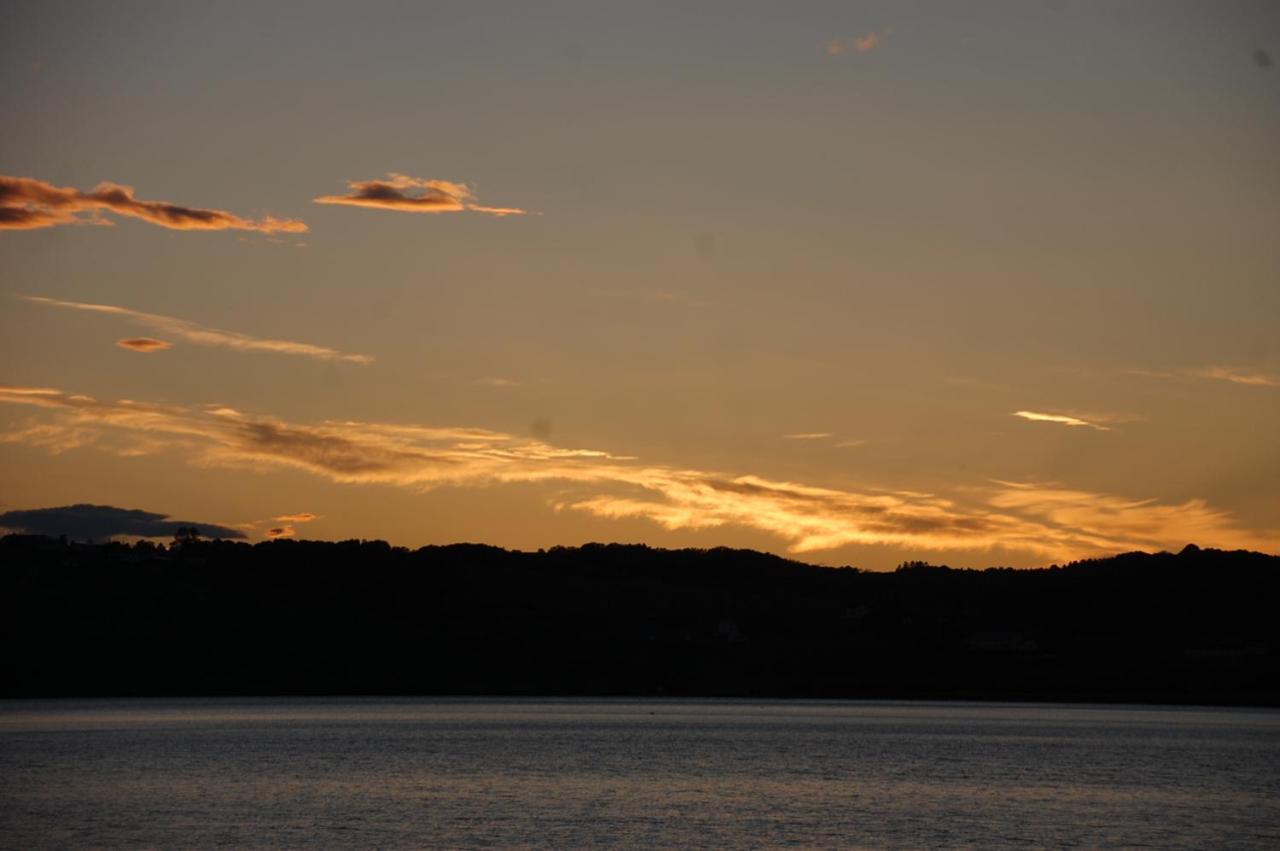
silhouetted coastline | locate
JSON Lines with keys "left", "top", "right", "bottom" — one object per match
{"left": 2, "top": 535, "right": 1276, "bottom": 705}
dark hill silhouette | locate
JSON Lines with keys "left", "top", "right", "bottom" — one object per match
{"left": 1, "top": 535, "right": 1276, "bottom": 704}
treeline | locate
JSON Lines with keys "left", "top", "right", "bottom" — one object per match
{"left": 1, "top": 535, "right": 1277, "bottom": 704}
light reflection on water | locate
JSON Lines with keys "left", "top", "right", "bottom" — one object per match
{"left": 2, "top": 699, "right": 1278, "bottom": 848}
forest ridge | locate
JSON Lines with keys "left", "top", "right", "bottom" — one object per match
{"left": 2, "top": 535, "right": 1277, "bottom": 705}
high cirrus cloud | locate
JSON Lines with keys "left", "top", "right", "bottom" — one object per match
{"left": 1012, "top": 410, "right": 1111, "bottom": 431}
{"left": 264, "top": 512, "right": 319, "bottom": 538}
{"left": 116, "top": 338, "right": 173, "bottom": 353}
{"left": 22, "top": 295, "right": 372, "bottom": 364}
{"left": 1128, "top": 366, "right": 1280, "bottom": 389}
{"left": 313, "top": 174, "right": 527, "bottom": 217}
{"left": 853, "top": 32, "right": 883, "bottom": 52}
{"left": 0, "top": 503, "right": 245, "bottom": 541}
{"left": 0, "top": 175, "right": 307, "bottom": 233}
{"left": 825, "top": 28, "right": 892, "bottom": 56}
{"left": 1188, "top": 366, "right": 1280, "bottom": 388}
{"left": 1, "top": 384, "right": 1274, "bottom": 562}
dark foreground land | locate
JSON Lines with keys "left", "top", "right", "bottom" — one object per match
{"left": 2, "top": 535, "right": 1277, "bottom": 704}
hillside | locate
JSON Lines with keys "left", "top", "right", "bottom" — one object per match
{"left": 2, "top": 535, "right": 1277, "bottom": 704}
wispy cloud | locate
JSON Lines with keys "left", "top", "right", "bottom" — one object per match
{"left": 314, "top": 174, "right": 527, "bottom": 217}
{"left": 0, "top": 175, "right": 306, "bottom": 233}
{"left": 116, "top": 337, "right": 172, "bottom": 353}
{"left": 987, "top": 481, "right": 1271, "bottom": 556}
{"left": 239, "top": 511, "right": 319, "bottom": 540}
{"left": 824, "top": 28, "right": 893, "bottom": 56}
{"left": 1012, "top": 410, "right": 1111, "bottom": 431}
{"left": 1127, "top": 365, "right": 1280, "bottom": 389}
{"left": 1, "top": 384, "right": 1272, "bottom": 561}
{"left": 783, "top": 433, "right": 865, "bottom": 448}
{"left": 0, "top": 421, "right": 100, "bottom": 453}
{"left": 1187, "top": 366, "right": 1280, "bottom": 388}
{"left": 853, "top": 32, "right": 883, "bottom": 53}
{"left": 22, "top": 295, "right": 372, "bottom": 365}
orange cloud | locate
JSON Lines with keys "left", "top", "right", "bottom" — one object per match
{"left": 853, "top": 32, "right": 882, "bottom": 53}
{"left": 265, "top": 526, "right": 295, "bottom": 539}
{"left": 825, "top": 28, "right": 892, "bottom": 57}
{"left": 23, "top": 295, "right": 372, "bottom": 364}
{"left": 1, "top": 384, "right": 1274, "bottom": 563}
{"left": 313, "top": 173, "right": 526, "bottom": 217}
{"left": 0, "top": 175, "right": 307, "bottom": 233}
{"left": 274, "top": 512, "right": 317, "bottom": 523}
{"left": 1188, "top": 366, "right": 1280, "bottom": 388}
{"left": 0, "top": 422, "right": 100, "bottom": 454}
{"left": 1012, "top": 410, "right": 1111, "bottom": 431}
{"left": 116, "top": 337, "right": 172, "bottom": 353}
{"left": 986, "top": 481, "right": 1269, "bottom": 556}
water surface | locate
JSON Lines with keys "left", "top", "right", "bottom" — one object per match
{"left": 2, "top": 699, "right": 1278, "bottom": 848}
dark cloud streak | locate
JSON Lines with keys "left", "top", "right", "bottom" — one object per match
{"left": 116, "top": 337, "right": 173, "bottom": 353}
{"left": 0, "top": 504, "right": 246, "bottom": 541}
{"left": 314, "top": 174, "right": 527, "bottom": 217}
{"left": 0, "top": 175, "right": 307, "bottom": 233}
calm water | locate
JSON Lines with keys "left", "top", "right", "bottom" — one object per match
{"left": 2, "top": 699, "right": 1278, "bottom": 849}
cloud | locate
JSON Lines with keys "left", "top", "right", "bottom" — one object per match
{"left": 825, "top": 28, "right": 892, "bottom": 56}
{"left": 116, "top": 337, "right": 173, "bottom": 353}
{"left": 1187, "top": 366, "right": 1280, "bottom": 388}
{"left": 1, "top": 384, "right": 1273, "bottom": 562}
{"left": 986, "top": 482, "right": 1272, "bottom": 557}
{"left": 853, "top": 32, "right": 882, "bottom": 53}
{"left": 235, "top": 511, "right": 318, "bottom": 540}
{"left": 476, "top": 377, "right": 521, "bottom": 388}
{"left": 0, "top": 387, "right": 63, "bottom": 397}
{"left": 1012, "top": 410, "right": 1111, "bottom": 431}
{"left": 22, "top": 295, "right": 372, "bottom": 364}
{"left": 0, "top": 421, "right": 100, "bottom": 453}
{"left": 0, "top": 175, "right": 307, "bottom": 233}
{"left": 1128, "top": 366, "right": 1280, "bottom": 389}
{"left": 314, "top": 174, "right": 526, "bottom": 217}
{"left": 782, "top": 433, "right": 866, "bottom": 447}
{"left": 0, "top": 504, "right": 246, "bottom": 541}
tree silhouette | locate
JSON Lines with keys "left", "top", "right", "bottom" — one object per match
{"left": 171, "top": 526, "right": 202, "bottom": 549}
{"left": 1, "top": 534, "right": 1276, "bottom": 703}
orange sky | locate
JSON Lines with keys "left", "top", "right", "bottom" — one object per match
{"left": 2, "top": 2, "right": 1277, "bottom": 567}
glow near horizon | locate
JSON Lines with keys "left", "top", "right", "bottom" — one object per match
{"left": 1, "top": 1, "right": 1277, "bottom": 567}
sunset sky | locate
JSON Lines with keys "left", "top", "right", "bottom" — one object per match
{"left": 2, "top": 1, "right": 1277, "bottom": 568}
